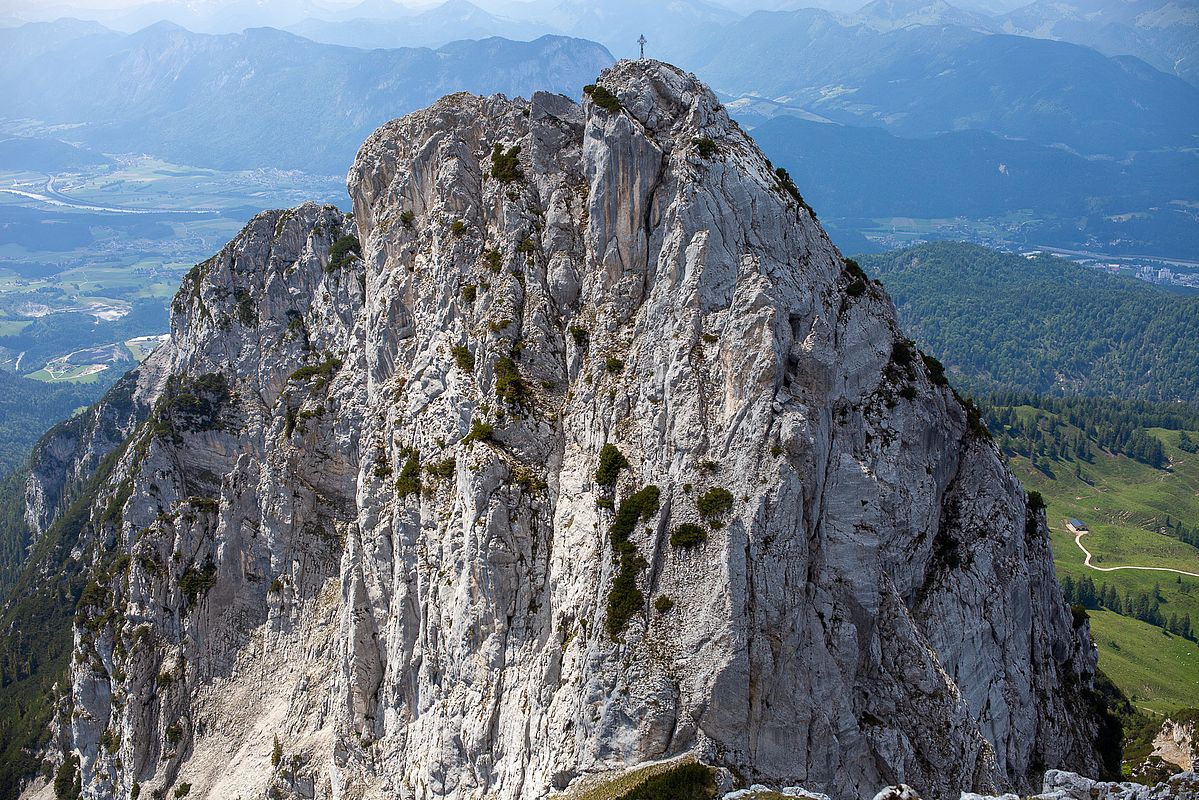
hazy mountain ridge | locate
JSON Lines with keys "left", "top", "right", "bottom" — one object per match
{"left": 846, "top": 0, "right": 997, "bottom": 30}
{"left": 0, "top": 21, "right": 614, "bottom": 173}
{"left": 3, "top": 2, "right": 1196, "bottom": 172}
{"left": 999, "top": 0, "right": 1199, "bottom": 84}
{"left": 285, "top": 0, "right": 564, "bottom": 51}
{"left": 686, "top": 12, "right": 1199, "bottom": 155}
{"left": 5, "top": 0, "right": 1196, "bottom": 89}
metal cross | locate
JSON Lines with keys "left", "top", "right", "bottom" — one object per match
{"left": 639, "top": 35, "right": 647, "bottom": 59}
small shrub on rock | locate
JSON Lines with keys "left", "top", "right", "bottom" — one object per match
{"left": 451, "top": 345, "right": 475, "bottom": 371}
{"left": 583, "top": 84, "right": 622, "bottom": 113}
{"left": 922, "top": 352, "right": 949, "bottom": 386}
{"left": 395, "top": 450, "right": 421, "bottom": 497}
{"left": 484, "top": 249, "right": 502, "bottom": 273}
{"left": 179, "top": 559, "right": 217, "bottom": 605}
{"left": 494, "top": 356, "right": 529, "bottom": 406}
{"left": 892, "top": 340, "right": 915, "bottom": 368}
{"left": 463, "top": 419, "right": 494, "bottom": 445}
{"left": 594, "top": 444, "right": 630, "bottom": 487}
{"left": 490, "top": 144, "right": 524, "bottom": 184}
{"left": 327, "top": 235, "right": 361, "bottom": 272}
{"left": 426, "top": 458, "right": 456, "bottom": 479}
{"left": 696, "top": 487, "right": 734, "bottom": 526}
{"left": 670, "top": 523, "right": 706, "bottom": 548}
{"left": 605, "top": 486, "right": 661, "bottom": 638}
{"left": 692, "top": 137, "right": 718, "bottom": 159}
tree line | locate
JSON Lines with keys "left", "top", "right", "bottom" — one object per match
{"left": 1159, "top": 515, "right": 1199, "bottom": 550}
{"left": 1062, "top": 574, "right": 1194, "bottom": 642}
{"left": 975, "top": 390, "right": 1192, "bottom": 469}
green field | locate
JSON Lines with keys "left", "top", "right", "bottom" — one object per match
{"left": 997, "top": 406, "right": 1199, "bottom": 711}
{"left": 25, "top": 364, "right": 110, "bottom": 384}
{"left": 124, "top": 336, "right": 167, "bottom": 361}
{"left": 1087, "top": 610, "right": 1199, "bottom": 714}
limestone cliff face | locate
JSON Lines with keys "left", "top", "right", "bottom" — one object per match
{"left": 27, "top": 60, "right": 1100, "bottom": 800}
{"left": 1154, "top": 715, "right": 1199, "bottom": 771}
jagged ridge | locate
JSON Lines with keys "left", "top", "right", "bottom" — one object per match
{"left": 7, "top": 61, "right": 1105, "bottom": 800}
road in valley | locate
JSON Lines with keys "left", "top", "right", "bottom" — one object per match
{"left": 0, "top": 177, "right": 215, "bottom": 215}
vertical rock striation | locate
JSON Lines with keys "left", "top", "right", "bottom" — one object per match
{"left": 17, "top": 60, "right": 1102, "bottom": 800}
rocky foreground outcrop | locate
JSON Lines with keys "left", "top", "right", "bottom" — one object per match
{"left": 18, "top": 60, "right": 1106, "bottom": 800}
{"left": 1153, "top": 713, "right": 1199, "bottom": 771}
{"left": 964, "top": 769, "right": 1199, "bottom": 800}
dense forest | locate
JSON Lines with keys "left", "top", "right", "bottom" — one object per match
{"left": 0, "top": 398, "right": 119, "bottom": 795}
{"left": 0, "top": 454, "right": 107, "bottom": 799}
{"left": 0, "top": 470, "right": 31, "bottom": 594}
{"left": 975, "top": 391, "right": 1199, "bottom": 469}
{"left": 0, "top": 370, "right": 108, "bottom": 472}
{"left": 858, "top": 243, "right": 1199, "bottom": 401}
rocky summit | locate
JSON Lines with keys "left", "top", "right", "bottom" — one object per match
{"left": 18, "top": 60, "right": 1108, "bottom": 800}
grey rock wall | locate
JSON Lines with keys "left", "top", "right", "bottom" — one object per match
{"left": 27, "top": 60, "right": 1102, "bottom": 800}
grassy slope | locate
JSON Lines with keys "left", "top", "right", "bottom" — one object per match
{"left": 1087, "top": 610, "right": 1199, "bottom": 715}
{"left": 1000, "top": 409, "right": 1199, "bottom": 711}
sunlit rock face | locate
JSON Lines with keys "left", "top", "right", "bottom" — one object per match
{"left": 33, "top": 60, "right": 1101, "bottom": 800}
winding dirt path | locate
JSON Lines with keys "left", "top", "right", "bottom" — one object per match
{"left": 1068, "top": 522, "right": 1199, "bottom": 578}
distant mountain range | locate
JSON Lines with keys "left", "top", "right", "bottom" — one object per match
{"left": 285, "top": 0, "right": 562, "bottom": 50}
{"left": 998, "top": 0, "right": 1199, "bottom": 86}
{"left": 2, "top": 5, "right": 1194, "bottom": 170}
{"left": 685, "top": 10, "right": 1198, "bottom": 155}
{"left": 0, "top": 21, "right": 613, "bottom": 174}
{"left": 844, "top": 0, "right": 995, "bottom": 30}
{"left": 4, "top": 0, "right": 1195, "bottom": 87}
{"left": 753, "top": 116, "right": 1199, "bottom": 256}
{"left": 4, "top": 1, "right": 1193, "bottom": 161}
{"left": 0, "top": 4, "right": 1194, "bottom": 255}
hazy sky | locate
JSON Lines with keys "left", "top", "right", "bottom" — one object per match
{"left": 0, "top": 0, "right": 536, "bottom": 9}
{"left": 0, "top": 0, "right": 1036, "bottom": 22}
{"left": 0, "top": 0, "right": 417, "bottom": 11}
{"left": 0, "top": 0, "right": 814, "bottom": 14}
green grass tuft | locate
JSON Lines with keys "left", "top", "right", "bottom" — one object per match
{"left": 695, "top": 487, "right": 734, "bottom": 525}
{"left": 670, "top": 523, "right": 707, "bottom": 548}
